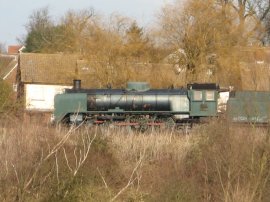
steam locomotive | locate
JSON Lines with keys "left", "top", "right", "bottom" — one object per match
{"left": 52, "top": 79, "right": 270, "bottom": 129}
{"left": 52, "top": 80, "right": 220, "bottom": 128}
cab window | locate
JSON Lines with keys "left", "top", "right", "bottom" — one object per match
{"left": 193, "top": 91, "right": 203, "bottom": 101}
{"left": 206, "top": 91, "right": 215, "bottom": 101}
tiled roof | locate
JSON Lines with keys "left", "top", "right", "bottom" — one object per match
{"left": 8, "top": 45, "right": 24, "bottom": 54}
{"left": 20, "top": 53, "right": 83, "bottom": 84}
{"left": 19, "top": 53, "right": 182, "bottom": 87}
{"left": 0, "top": 55, "right": 16, "bottom": 79}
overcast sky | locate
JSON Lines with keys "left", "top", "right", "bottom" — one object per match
{"left": 0, "top": 0, "right": 174, "bottom": 47}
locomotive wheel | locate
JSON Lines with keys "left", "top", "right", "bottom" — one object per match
{"left": 148, "top": 116, "right": 158, "bottom": 133}
{"left": 175, "top": 123, "right": 192, "bottom": 135}
{"left": 138, "top": 118, "right": 149, "bottom": 133}
{"left": 162, "top": 117, "right": 176, "bottom": 130}
{"left": 132, "top": 116, "right": 149, "bottom": 132}
{"left": 85, "top": 118, "right": 95, "bottom": 128}
{"left": 126, "top": 115, "right": 149, "bottom": 133}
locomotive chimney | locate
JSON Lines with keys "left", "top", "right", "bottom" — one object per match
{"left": 73, "top": 79, "right": 81, "bottom": 90}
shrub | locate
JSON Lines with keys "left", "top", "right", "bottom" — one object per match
{"left": 184, "top": 120, "right": 270, "bottom": 202}
{"left": 1, "top": 118, "right": 269, "bottom": 201}
{"left": 0, "top": 80, "right": 13, "bottom": 112}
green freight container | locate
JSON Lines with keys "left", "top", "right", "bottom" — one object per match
{"left": 227, "top": 91, "right": 270, "bottom": 123}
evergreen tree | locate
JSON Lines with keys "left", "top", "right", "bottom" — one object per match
{"left": 124, "top": 22, "right": 150, "bottom": 59}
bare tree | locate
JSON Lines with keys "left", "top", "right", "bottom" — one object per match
{"left": 107, "top": 13, "right": 133, "bottom": 37}
{"left": 60, "top": 8, "right": 99, "bottom": 53}
{"left": 217, "top": 0, "right": 270, "bottom": 44}
{"left": 155, "top": 0, "right": 267, "bottom": 86}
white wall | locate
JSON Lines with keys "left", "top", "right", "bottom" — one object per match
{"left": 218, "top": 91, "right": 230, "bottom": 112}
{"left": 25, "top": 84, "right": 72, "bottom": 111}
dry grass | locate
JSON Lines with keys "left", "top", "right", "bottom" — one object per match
{"left": 104, "top": 128, "right": 192, "bottom": 162}
{"left": 0, "top": 117, "right": 103, "bottom": 201}
{"left": 185, "top": 120, "right": 270, "bottom": 202}
{"left": 0, "top": 116, "right": 269, "bottom": 201}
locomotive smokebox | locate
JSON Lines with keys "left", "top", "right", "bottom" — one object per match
{"left": 73, "top": 79, "right": 81, "bottom": 90}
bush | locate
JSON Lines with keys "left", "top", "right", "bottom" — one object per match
{"left": 0, "top": 120, "right": 123, "bottom": 202}
{"left": 1, "top": 118, "right": 269, "bottom": 201}
{"left": 184, "top": 120, "right": 270, "bottom": 202}
{"left": 0, "top": 80, "right": 13, "bottom": 112}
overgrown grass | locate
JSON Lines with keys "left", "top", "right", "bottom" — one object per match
{"left": 184, "top": 120, "right": 270, "bottom": 202}
{"left": 0, "top": 117, "right": 269, "bottom": 201}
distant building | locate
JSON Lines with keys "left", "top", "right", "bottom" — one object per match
{"left": 7, "top": 45, "right": 25, "bottom": 55}
{"left": 18, "top": 53, "right": 93, "bottom": 112}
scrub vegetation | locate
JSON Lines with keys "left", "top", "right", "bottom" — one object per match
{"left": 0, "top": 118, "right": 269, "bottom": 202}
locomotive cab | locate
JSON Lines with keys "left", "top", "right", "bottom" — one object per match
{"left": 187, "top": 83, "right": 219, "bottom": 117}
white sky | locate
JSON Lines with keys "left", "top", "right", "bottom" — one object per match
{"left": 0, "top": 0, "right": 174, "bottom": 47}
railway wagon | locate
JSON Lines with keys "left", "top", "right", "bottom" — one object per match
{"left": 52, "top": 80, "right": 220, "bottom": 126}
{"left": 227, "top": 91, "right": 270, "bottom": 124}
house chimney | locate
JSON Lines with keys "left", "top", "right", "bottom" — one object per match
{"left": 73, "top": 79, "right": 81, "bottom": 90}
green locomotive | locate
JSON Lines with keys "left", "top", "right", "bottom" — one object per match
{"left": 52, "top": 80, "right": 220, "bottom": 126}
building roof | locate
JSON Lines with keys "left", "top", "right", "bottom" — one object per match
{"left": 0, "top": 55, "right": 17, "bottom": 79}
{"left": 19, "top": 53, "right": 182, "bottom": 88}
{"left": 8, "top": 45, "right": 25, "bottom": 55}
{"left": 20, "top": 53, "right": 92, "bottom": 85}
